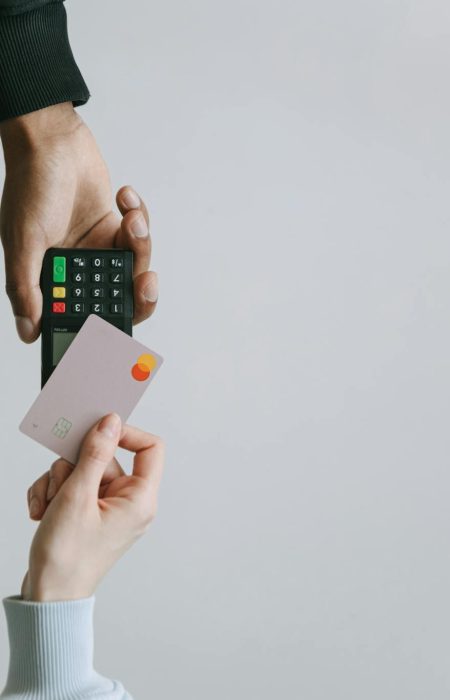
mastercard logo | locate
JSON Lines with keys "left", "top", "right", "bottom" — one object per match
{"left": 131, "top": 353, "right": 158, "bottom": 382}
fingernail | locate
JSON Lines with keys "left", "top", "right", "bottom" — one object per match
{"left": 29, "top": 497, "right": 40, "bottom": 518}
{"left": 144, "top": 275, "right": 159, "bottom": 302}
{"left": 130, "top": 213, "right": 148, "bottom": 238}
{"left": 15, "top": 316, "right": 35, "bottom": 342}
{"left": 98, "top": 413, "right": 121, "bottom": 438}
{"left": 121, "top": 188, "right": 140, "bottom": 209}
{"left": 47, "top": 478, "right": 57, "bottom": 501}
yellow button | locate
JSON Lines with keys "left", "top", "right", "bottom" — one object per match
{"left": 53, "top": 287, "right": 66, "bottom": 299}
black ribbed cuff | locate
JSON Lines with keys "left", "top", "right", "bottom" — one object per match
{"left": 0, "top": 2, "right": 90, "bottom": 122}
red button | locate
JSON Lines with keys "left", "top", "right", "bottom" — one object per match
{"left": 52, "top": 302, "right": 66, "bottom": 313}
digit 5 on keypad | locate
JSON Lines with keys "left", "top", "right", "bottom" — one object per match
{"left": 41, "top": 249, "right": 133, "bottom": 387}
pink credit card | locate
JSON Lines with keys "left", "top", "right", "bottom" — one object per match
{"left": 19, "top": 315, "right": 163, "bottom": 464}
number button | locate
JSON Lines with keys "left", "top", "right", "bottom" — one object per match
{"left": 72, "top": 303, "right": 85, "bottom": 313}
{"left": 110, "top": 273, "right": 123, "bottom": 284}
{"left": 91, "top": 287, "right": 104, "bottom": 298}
{"left": 72, "top": 272, "right": 85, "bottom": 283}
{"left": 72, "top": 287, "right": 85, "bottom": 298}
{"left": 110, "top": 303, "right": 123, "bottom": 314}
{"left": 110, "top": 288, "right": 123, "bottom": 299}
{"left": 110, "top": 258, "right": 124, "bottom": 268}
{"left": 92, "top": 257, "right": 104, "bottom": 268}
{"left": 91, "top": 272, "right": 104, "bottom": 283}
{"left": 91, "top": 303, "right": 103, "bottom": 313}
{"left": 52, "top": 302, "right": 66, "bottom": 313}
{"left": 72, "top": 257, "right": 86, "bottom": 268}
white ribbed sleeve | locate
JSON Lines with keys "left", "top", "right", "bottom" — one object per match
{"left": 0, "top": 596, "right": 132, "bottom": 699}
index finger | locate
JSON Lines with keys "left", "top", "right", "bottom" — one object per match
{"left": 119, "top": 424, "right": 165, "bottom": 488}
{"left": 116, "top": 186, "right": 150, "bottom": 227}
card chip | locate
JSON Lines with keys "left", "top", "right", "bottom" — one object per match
{"left": 52, "top": 417, "right": 72, "bottom": 439}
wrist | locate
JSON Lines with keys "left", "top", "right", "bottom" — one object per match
{"left": 22, "top": 570, "right": 94, "bottom": 603}
{"left": 0, "top": 103, "right": 82, "bottom": 160}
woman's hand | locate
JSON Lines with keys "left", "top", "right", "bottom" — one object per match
{"left": 0, "top": 102, "right": 158, "bottom": 342}
{"left": 22, "top": 413, "right": 164, "bottom": 602}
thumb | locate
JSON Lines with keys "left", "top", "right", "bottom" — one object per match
{"left": 69, "top": 413, "right": 122, "bottom": 494}
{"left": 4, "top": 240, "right": 45, "bottom": 343}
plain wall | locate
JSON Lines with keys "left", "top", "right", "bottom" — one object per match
{"left": 2, "top": 0, "right": 450, "bottom": 697}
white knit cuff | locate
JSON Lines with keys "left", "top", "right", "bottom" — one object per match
{"left": 1, "top": 595, "right": 131, "bottom": 698}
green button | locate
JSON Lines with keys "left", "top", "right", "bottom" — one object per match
{"left": 53, "top": 256, "right": 66, "bottom": 283}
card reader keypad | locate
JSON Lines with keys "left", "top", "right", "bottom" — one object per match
{"left": 50, "top": 253, "right": 129, "bottom": 316}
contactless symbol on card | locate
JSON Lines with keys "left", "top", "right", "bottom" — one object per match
{"left": 52, "top": 417, "right": 73, "bottom": 439}
{"left": 131, "top": 354, "right": 158, "bottom": 382}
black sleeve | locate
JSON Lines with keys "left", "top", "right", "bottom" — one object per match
{"left": 0, "top": 0, "right": 89, "bottom": 122}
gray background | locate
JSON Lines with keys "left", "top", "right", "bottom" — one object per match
{"left": 1, "top": 0, "right": 450, "bottom": 697}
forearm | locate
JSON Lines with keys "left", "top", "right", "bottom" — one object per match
{"left": 0, "top": 0, "right": 89, "bottom": 122}
{"left": 0, "top": 596, "right": 132, "bottom": 699}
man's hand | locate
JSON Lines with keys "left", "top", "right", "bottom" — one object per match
{"left": 22, "top": 414, "right": 164, "bottom": 602}
{"left": 0, "top": 102, "right": 158, "bottom": 342}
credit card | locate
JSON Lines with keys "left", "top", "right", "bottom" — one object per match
{"left": 19, "top": 314, "right": 163, "bottom": 463}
